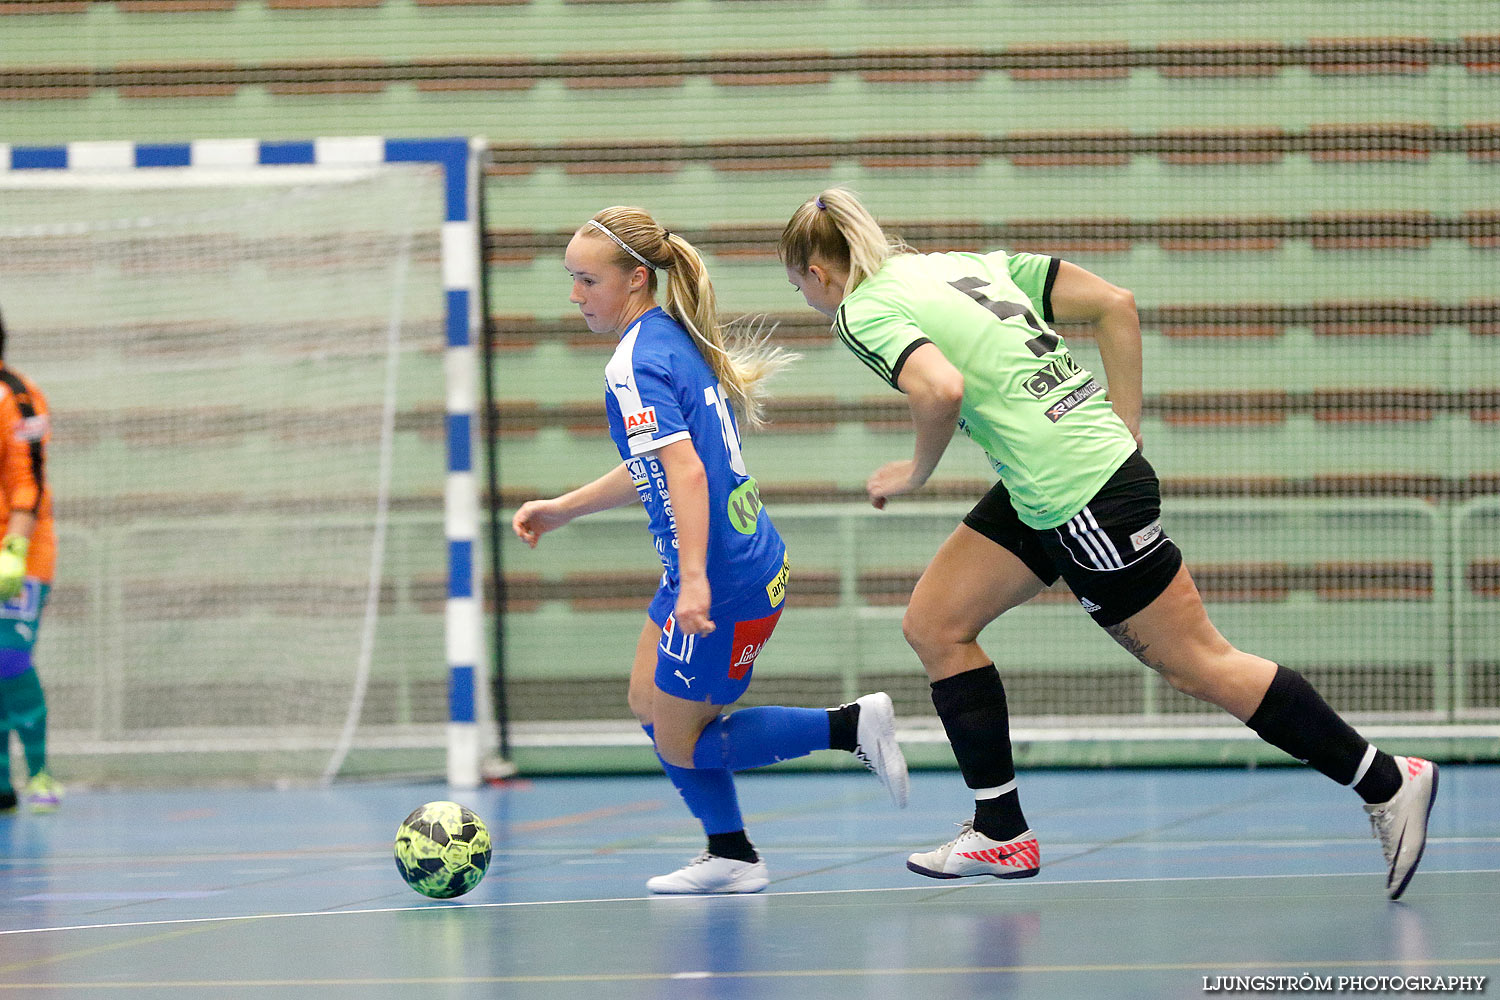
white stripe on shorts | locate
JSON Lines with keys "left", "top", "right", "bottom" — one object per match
{"left": 1067, "top": 508, "right": 1123, "bottom": 570}
{"left": 1082, "top": 507, "right": 1125, "bottom": 568}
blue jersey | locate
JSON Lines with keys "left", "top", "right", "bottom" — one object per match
{"left": 603, "top": 307, "right": 785, "bottom": 611}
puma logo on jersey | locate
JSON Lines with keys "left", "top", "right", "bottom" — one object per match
{"left": 673, "top": 670, "right": 694, "bottom": 689}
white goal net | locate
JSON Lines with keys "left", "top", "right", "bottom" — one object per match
{"left": 0, "top": 160, "right": 456, "bottom": 786}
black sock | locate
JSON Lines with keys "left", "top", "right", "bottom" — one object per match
{"left": 930, "top": 664, "right": 1028, "bottom": 840}
{"left": 1246, "top": 664, "right": 1401, "bottom": 803}
{"left": 707, "top": 830, "right": 758, "bottom": 863}
{"left": 1354, "top": 754, "right": 1403, "bottom": 805}
{"left": 827, "top": 703, "right": 858, "bottom": 753}
{"left": 973, "top": 794, "right": 1028, "bottom": 842}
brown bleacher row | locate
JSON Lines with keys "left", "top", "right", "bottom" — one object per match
{"left": 496, "top": 304, "right": 1500, "bottom": 349}
{"left": 3, "top": 38, "right": 1499, "bottom": 92}
{"left": 18, "top": 299, "right": 1495, "bottom": 359}
{"left": 21, "top": 211, "right": 1500, "bottom": 273}
{"left": 487, "top": 214, "right": 1500, "bottom": 262}
{"left": 486, "top": 390, "right": 1500, "bottom": 430}
{"left": 498, "top": 561, "right": 1465, "bottom": 612}
{"left": 55, "top": 386, "right": 1500, "bottom": 448}
{"left": 27, "top": 211, "right": 1499, "bottom": 275}
{"left": 42, "top": 469, "right": 1500, "bottom": 526}
{"left": 33, "top": 560, "right": 1498, "bottom": 621}
{"left": 483, "top": 128, "right": 1500, "bottom": 172}
{"left": 21, "top": 211, "right": 1496, "bottom": 276}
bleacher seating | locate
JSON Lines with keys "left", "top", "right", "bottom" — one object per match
{"left": 2, "top": 0, "right": 1495, "bottom": 738}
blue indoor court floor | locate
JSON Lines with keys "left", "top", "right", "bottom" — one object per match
{"left": 2, "top": 766, "right": 1498, "bottom": 999}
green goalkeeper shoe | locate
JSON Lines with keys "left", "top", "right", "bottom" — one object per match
{"left": 25, "top": 772, "right": 63, "bottom": 814}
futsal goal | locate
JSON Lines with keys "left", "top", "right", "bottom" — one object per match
{"left": 0, "top": 137, "right": 496, "bottom": 788}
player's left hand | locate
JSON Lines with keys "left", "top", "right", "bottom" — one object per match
{"left": 866, "top": 460, "right": 920, "bottom": 510}
{"left": 0, "top": 535, "right": 28, "bottom": 602}
{"left": 674, "top": 576, "right": 715, "bottom": 636}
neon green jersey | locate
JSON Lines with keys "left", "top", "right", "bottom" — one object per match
{"left": 835, "top": 250, "right": 1137, "bottom": 529}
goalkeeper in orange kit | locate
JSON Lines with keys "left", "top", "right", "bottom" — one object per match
{"left": 0, "top": 308, "right": 61, "bottom": 814}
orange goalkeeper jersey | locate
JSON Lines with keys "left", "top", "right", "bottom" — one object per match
{"left": 0, "top": 364, "right": 55, "bottom": 583}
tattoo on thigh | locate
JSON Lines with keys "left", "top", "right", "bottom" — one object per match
{"left": 1106, "top": 622, "right": 1168, "bottom": 672}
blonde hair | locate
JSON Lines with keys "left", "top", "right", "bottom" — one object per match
{"left": 777, "top": 187, "right": 915, "bottom": 295}
{"left": 583, "top": 206, "right": 796, "bottom": 431}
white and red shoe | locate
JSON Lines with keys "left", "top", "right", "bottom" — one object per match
{"left": 906, "top": 821, "right": 1040, "bottom": 880}
{"left": 1364, "top": 755, "right": 1438, "bottom": 900}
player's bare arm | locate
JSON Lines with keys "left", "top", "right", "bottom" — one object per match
{"left": 1047, "top": 261, "right": 1143, "bottom": 448}
{"left": 511, "top": 462, "right": 640, "bottom": 547}
{"left": 655, "top": 438, "right": 714, "bottom": 635}
{"left": 868, "top": 343, "right": 964, "bottom": 508}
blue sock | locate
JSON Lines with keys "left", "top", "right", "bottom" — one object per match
{"left": 690, "top": 706, "right": 831, "bottom": 772}
{"left": 643, "top": 724, "right": 744, "bottom": 835}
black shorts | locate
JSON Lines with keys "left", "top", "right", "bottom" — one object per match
{"left": 961, "top": 451, "right": 1183, "bottom": 627}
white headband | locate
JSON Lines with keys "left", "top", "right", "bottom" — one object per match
{"left": 588, "top": 219, "right": 666, "bottom": 271}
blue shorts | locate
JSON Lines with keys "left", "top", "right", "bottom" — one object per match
{"left": 0, "top": 580, "right": 49, "bottom": 679}
{"left": 649, "top": 556, "right": 789, "bottom": 705}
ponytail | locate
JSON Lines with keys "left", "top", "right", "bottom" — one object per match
{"left": 777, "top": 187, "right": 914, "bottom": 295}
{"left": 584, "top": 206, "right": 796, "bottom": 431}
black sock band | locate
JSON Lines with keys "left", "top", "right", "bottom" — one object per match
{"left": 930, "top": 664, "right": 1017, "bottom": 790}
{"left": 827, "top": 703, "right": 858, "bottom": 754}
{"left": 973, "top": 793, "right": 1028, "bottom": 842}
{"left": 707, "top": 830, "right": 758, "bottom": 864}
{"left": 1246, "top": 664, "right": 1375, "bottom": 787}
{"left": 1353, "top": 752, "right": 1402, "bottom": 805}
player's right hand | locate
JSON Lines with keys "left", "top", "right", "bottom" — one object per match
{"left": 673, "top": 576, "right": 715, "bottom": 636}
{"left": 511, "top": 501, "right": 570, "bottom": 548}
{"left": 0, "top": 534, "right": 28, "bottom": 602}
{"left": 866, "top": 459, "right": 920, "bottom": 510}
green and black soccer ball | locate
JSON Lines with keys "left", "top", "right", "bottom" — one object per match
{"left": 394, "top": 800, "right": 492, "bottom": 899}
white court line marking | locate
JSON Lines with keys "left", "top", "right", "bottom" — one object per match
{"left": 3, "top": 867, "right": 1499, "bottom": 938}
{"left": 2, "top": 835, "right": 1494, "bottom": 868}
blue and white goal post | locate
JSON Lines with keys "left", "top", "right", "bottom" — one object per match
{"left": 0, "top": 136, "right": 506, "bottom": 788}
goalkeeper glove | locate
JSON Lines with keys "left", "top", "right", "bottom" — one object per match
{"left": 0, "top": 534, "right": 29, "bottom": 602}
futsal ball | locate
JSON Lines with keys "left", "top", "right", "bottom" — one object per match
{"left": 394, "top": 801, "right": 492, "bottom": 899}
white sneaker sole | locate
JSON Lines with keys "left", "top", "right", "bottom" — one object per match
{"left": 906, "top": 857, "right": 1040, "bottom": 881}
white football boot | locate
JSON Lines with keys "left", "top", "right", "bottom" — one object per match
{"left": 1364, "top": 755, "right": 1438, "bottom": 900}
{"left": 850, "top": 692, "right": 910, "bottom": 808}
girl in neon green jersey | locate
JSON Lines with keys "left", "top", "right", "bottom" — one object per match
{"left": 779, "top": 188, "right": 1436, "bottom": 900}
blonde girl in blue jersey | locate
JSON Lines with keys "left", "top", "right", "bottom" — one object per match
{"left": 513, "top": 206, "right": 909, "bottom": 894}
{"left": 779, "top": 188, "right": 1437, "bottom": 900}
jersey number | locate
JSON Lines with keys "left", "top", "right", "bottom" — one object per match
{"left": 949, "top": 277, "right": 1059, "bottom": 357}
{"left": 703, "top": 385, "right": 748, "bottom": 476}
